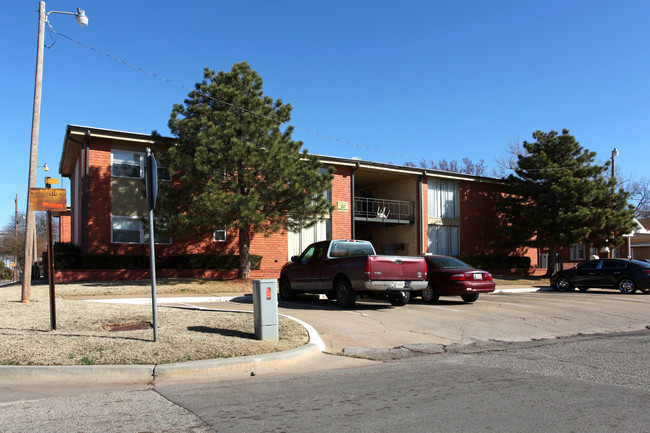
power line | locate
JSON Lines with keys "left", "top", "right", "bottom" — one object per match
{"left": 50, "top": 28, "right": 430, "bottom": 164}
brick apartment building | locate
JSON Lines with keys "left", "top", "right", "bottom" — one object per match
{"left": 56, "top": 124, "right": 543, "bottom": 281}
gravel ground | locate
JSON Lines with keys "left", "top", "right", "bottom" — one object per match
{"left": 0, "top": 279, "right": 308, "bottom": 366}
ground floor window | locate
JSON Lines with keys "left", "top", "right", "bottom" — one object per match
{"left": 288, "top": 219, "right": 331, "bottom": 258}
{"left": 427, "top": 225, "right": 459, "bottom": 256}
{"left": 213, "top": 227, "right": 227, "bottom": 242}
{"left": 570, "top": 244, "right": 585, "bottom": 261}
{"left": 111, "top": 216, "right": 171, "bottom": 244}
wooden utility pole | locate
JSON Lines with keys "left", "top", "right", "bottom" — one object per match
{"left": 22, "top": 1, "right": 46, "bottom": 303}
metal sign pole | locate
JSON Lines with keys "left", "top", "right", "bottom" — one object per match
{"left": 148, "top": 207, "right": 158, "bottom": 342}
{"left": 146, "top": 148, "right": 159, "bottom": 342}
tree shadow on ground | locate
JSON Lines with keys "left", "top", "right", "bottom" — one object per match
{"left": 187, "top": 325, "right": 254, "bottom": 339}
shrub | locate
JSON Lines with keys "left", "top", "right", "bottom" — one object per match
{"left": 53, "top": 248, "right": 262, "bottom": 271}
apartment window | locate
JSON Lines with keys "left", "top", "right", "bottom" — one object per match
{"left": 213, "top": 227, "right": 227, "bottom": 242}
{"left": 428, "top": 179, "right": 458, "bottom": 219}
{"left": 111, "top": 149, "right": 171, "bottom": 180}
{"left": 570, "top": 244, "right": 585, "bottom": 261}
{"left": 112, "top": 216, "right": 171, "bottom": 244}
{"left": 112, "top": 217, "right": 141, "bottom": 243}
{"left": 427, "top": 225, "right": 459, "bottom": 255}
{"left": 112, "top": 150, "right": 142, "bottom": 178}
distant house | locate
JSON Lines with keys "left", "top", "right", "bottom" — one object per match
{"left": 56, "top": 124, "right": 542, "bottom": 281}
{"left": 622, "top": 218, "right": 650, "bottom": 260}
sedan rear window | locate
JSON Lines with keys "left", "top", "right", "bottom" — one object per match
{"left": 430, "top": 256, "right": 472, "bottom": 269}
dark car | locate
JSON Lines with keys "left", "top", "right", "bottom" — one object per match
{"left": 550, "top": 258, "right": 650, "bottom": 294}
{"left": 413, "top": 255, "right": 496, "bottom": 303}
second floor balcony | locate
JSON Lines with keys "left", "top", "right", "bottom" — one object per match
{"left": 354, "top": 197, "right": 414, "bottom": 225}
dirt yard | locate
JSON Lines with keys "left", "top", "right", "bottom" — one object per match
{"left": 0, "top": 279, "right": 308, "bottom": 366}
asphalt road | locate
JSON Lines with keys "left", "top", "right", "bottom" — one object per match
{"left": 1, "top": 290, "right": 649, "bottom": 432}
{"left": 220, "top": 287, "right": 650, "bottom": 355}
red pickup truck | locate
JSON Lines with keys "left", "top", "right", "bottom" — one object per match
{"left": 279, "top": 239, "right": 427, "bottom": 307}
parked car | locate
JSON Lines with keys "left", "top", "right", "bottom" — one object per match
{"left": 279, "top": 239, "right": 428, "bottom": 307}
{"left": 551, "top": 258, "right": 650, "bottom": 294}
{"left": 412, "top": 255, "right": 495, "bottom": 303}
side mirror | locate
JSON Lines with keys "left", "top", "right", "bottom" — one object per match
{"left": 290, "top": 255, "right": 300, "bottom": 263}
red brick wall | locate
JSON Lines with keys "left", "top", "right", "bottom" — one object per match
{"left": 458, "top": 180, "right": 539, "bottom": 268}
{"left": 331, "top": 165, "right": 352, "bottom": 239}
{"left": 458, "top": 181, "right": 502, "bottom": 255}
{"left": 86, "top": 139, "right": 112, "bottom": 254}
{"left": 58, "top": 211, "right": 71, "bottom": 243}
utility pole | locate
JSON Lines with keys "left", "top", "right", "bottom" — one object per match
{"left": 22, "top": 1, "right": 46, "bottom": 303}
{"left": 14, "top": 194, "right": 19, "bottom": 282}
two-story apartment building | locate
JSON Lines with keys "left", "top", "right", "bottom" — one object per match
{"left": 56, "top": 124, "right": 541, "bottom": 281}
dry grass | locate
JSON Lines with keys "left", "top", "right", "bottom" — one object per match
{"left": 0, "top": 279, "right": 308, "bottom": 366}
{"left": 492, "top": 274, "right": 550, "bottom": 286}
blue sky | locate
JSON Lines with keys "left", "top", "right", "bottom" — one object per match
{"left": 1, "top": 0, "right": 649, "bottom": 228}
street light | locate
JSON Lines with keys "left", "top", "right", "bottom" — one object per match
{"left": 22, "top": 2, "right": 88, "bottom": 303}
{"left": 611, "top": 148, "right": 619, "bottom": 179}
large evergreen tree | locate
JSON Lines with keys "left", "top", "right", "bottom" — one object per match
{"left": 158, "top": 62, "right": 333, "bottom": 278}
{"left": 496, "top": 129, "right": 635, "bottom": 276}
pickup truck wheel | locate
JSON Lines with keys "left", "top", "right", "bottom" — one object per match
{"left": 335, "top": 279, "right": 357, "bottom": 308}
{"left": 279, "top": 278, "right": 296, "bottom": 301}
{"left": 389, "top": 291, "right": 410, "bottom": 306}
{"left": 461, "top": 293, "right": 479, "bottom": 303}
{"left": 422, "top": 285, "right": 439, "bottom": 303}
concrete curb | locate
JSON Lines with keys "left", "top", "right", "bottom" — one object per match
{"left": 0, "top": 364, "right": 155, "bottom": 384}
{"left": 492, "top": 286, "right": 553, "bottom": 294}
{"left": 154, "top": 343, "right": 322, "bottom": 381}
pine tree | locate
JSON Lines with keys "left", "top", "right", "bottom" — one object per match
{"left": 158, "top": 62, "right": 333, "bottom": 278}
{"left": 496, "top": 129, "right": 635, "bottom": 276}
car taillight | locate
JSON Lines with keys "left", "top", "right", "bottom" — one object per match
{"left": 450, "top": 273, "right": 466, "bottom": 281}
{"left": 364, "top": 258, "right": 370, "bottom": 278}
{"left": 642, "top": 270, "right": 650, "bottom": 276}
{"left": 484, "top": 272, "right": 493, "bottom": 281}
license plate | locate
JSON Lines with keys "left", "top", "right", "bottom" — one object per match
{"left": 392, "top": 281, "right": 405, "bottom": 289}
{"left": 473, "top": 273, "right": 483, "bottom": 280}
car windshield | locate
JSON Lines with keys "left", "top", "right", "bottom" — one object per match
{"left": 430, "top": 256, "right": 473, "bottom": 269}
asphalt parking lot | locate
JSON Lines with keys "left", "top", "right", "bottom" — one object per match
{"left": 199, "top": 288, "right": 650, "bottom": 355}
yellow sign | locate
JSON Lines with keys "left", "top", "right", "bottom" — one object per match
{"left": 337, "top": 201, "right": 349, "bottom": 211}
{"left": 30, "top": 188, "right": 67, "bottom": 212}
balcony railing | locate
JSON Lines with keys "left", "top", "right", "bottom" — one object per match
{"left": 354, "top": 197, "right": 414, "bottom": 224}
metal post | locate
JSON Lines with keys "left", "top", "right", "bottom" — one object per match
{"left": 47, "top": 208, "right": 56, "bottom": 330}
{"left": 146, "top": 148, "right": 159, "bottom": 342}
{"left": 23, "top": 1, "right": 47, "bottom": 303}
{"left": 14, "top": 194, "right": 19, "bottom": 282}
{"left": 149, "top": 207, "right": 158, "bottom": 342}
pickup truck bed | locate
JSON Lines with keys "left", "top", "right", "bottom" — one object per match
{"left": 279, "top": 239, "right": 427, "bottom": 307}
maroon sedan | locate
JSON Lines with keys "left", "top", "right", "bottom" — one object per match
{"left": 414, "top": 255, "right": 496, "bottom": 303}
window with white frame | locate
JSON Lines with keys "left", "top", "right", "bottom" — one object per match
{"left": 428, "top": 179, "right": 458, "bottom": 219}
{"left": 570, "top": 244, "right": 585, "bottom": 261}
{"left": 111, "top": 149, "right": 171, "bottom": 180}
{"left": 111, "top": 216, "right": 171, "bottom": 244}
{"left": 427, "top": 225, "right": 459, "bottom": 255}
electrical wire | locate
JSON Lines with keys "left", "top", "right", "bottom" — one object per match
{"left": 49, "top": 28, "right": 431, "bottom": 164}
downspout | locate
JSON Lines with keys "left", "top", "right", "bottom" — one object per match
{"left": 65, "top": 133, "right": 86, "bottom": 252}
{"left": 83, "top": 130, "right": 91, "bottom": 253}
{"left": 351, "top": 162, "right": 360, "bottom": 239}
